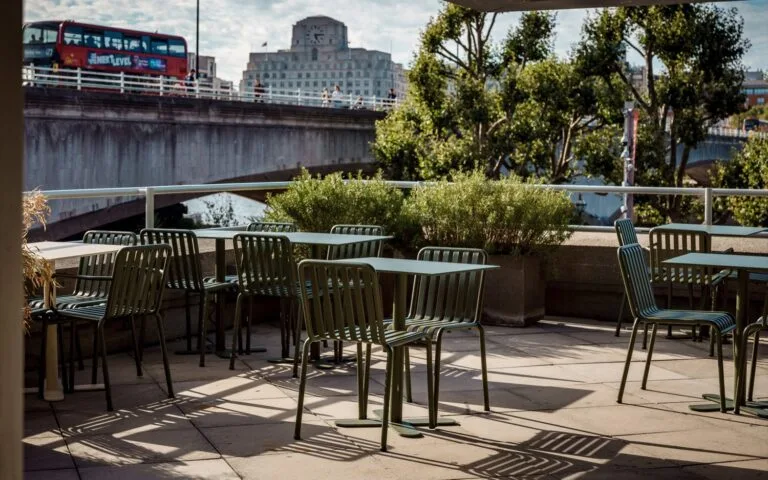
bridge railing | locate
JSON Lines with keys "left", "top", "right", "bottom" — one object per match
{"left": 29, "top": 181, "right": 768, "bottom": 232}
{"left": 21, "top": 65, "right": 401, "bottom": 111}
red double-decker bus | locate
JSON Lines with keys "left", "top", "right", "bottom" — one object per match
{"left": 22, "top": 20, "right": 189, "bottom": 79}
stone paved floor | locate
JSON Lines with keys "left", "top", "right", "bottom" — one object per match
{"left": 24, "top": 317, "right": 768, "bottom": 479}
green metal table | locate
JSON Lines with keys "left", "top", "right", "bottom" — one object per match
{"left": 194, "top": 229, "right": 392, "bottom": 358}
{"left": 654, "top": 224, "right": 768, "bottom": 237}
{"left": 332, "top": 257, "right": 499, "bottom": 437}
{"left": 664, "top": 252, "right": 768, "bottom": 417}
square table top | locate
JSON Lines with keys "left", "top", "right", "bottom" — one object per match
{"left": 653, "top": 223, "right": 768, "bottom": 237}
{"left": 194, "top": 229, "right": 392, "bottom": 246}
{"left": 330, "top": 257, "right": 499, "bottom": 276}
{"left": 664, "top": 252, "right": 768, "bottom": 272}
{"left": 27, "top": 241, "right": 124, "bottom": 262}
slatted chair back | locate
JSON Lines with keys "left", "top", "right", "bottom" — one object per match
{"left": 247, "top": 221, "right": 297, "bottom": 233}
{"left": 614, "top": 218, "right": 639, "bottom": 246}
{"left": 104, "top": 244, "right": 172, "bottom": 320}
{"left": 617, "top": 244, "right": 660, "bottom": 320}
{"left": 298, "top": 260, "right": 386, "bottom": 345}
{"left": 649, "top": 228, "right": 712, "bottom": 286}
{"left": 409, "top": 247, "right": 488, "bottom": 324}
{"left": 73, "top": 230, "right": 138, "bottom": 298}
{"left": 327, "top": 224, "right": 384, "bottom": 260}
{"left": 234, "top": 233, "right": 298, "bottom": 298}
{"left": 140, "top": 229, "right": 205, "bottom": 292}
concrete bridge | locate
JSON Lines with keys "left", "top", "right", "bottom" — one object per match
{"left": 25, "top": 87, "right": 383, "bottom": 238}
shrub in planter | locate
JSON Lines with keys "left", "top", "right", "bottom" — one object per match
{"left": 264, "top": 169, "right": 417, "bottom": 250}
{"left": 404, "top": 171, "right": 573, "bottom": 325}
{"left": 22, "top": 191, "right": 52, "bottom": 330}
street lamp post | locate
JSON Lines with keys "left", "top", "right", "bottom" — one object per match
{"left": 195, "top": 0, "right": 200, "bottom": 79}
{"left": 621, "top": 101, "right": 636, "bottom": 221}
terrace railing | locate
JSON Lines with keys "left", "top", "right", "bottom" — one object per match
{"left": 21, "top": 66, "right": 401, "bottom": 111}
{"left": 30, "top": 181, "right": 768, "bottom": 232}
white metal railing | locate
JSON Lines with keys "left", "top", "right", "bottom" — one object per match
{"left": 21, "top": 65, "right": 402, "bottom": 112}
{"left": 26, "top": 181, "right": 768, "bottom": 232}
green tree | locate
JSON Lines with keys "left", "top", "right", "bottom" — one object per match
{"left": 373, "top": 3, "right": 623, "bottom": 183}
{"left": 576, "top": 4, "right": 749, "bottom": 219}
{"left": 710, "top": 136, "right": 768, "bottom": 226}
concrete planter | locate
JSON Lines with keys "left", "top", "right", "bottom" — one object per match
{"left": 483, "top": 254, "right": 546, "bottom": 327}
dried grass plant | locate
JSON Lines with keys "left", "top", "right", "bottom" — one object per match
{"left": 22, "top": 191, "right": 52, "bottom": 329}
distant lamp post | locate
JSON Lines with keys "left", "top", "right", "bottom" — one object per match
{"left": 621, "top": 101, "right": 636, "bottom": 220}
{"left": 195, "top": 0, "right": 200, "bottom": 79}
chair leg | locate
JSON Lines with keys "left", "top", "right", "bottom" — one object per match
{"left": 68, "top": 321, "right": 76, "bottom": 393}
{"left": 230, "top": 294, "right": 244, "bottom": 370}
{"left": 714, "top": 329, "right": 726, "bottom": 414}
{"left": 380, "top": 346, "right": 394, "bottom": 452}
{"left": 245, "top": 295, "right": 253, "bottom": 355}
{"left": 98, "top": 324, "right": 113, "bottom": 411}
{"left": 433, "top": 330, "right": 445, "bottom": 419}
{"left": 641, "top": 323, "right": 658, "bottom": 390}
{"left": 615, "top": 292, "right": 626, "bottom": 337}
{"left": 748, "top": 331, "right": 760, "bottom": 402}
{"left": 363, "top": 344, "right": 371, "bottom": 408}
{"left": 294, "top": 338, "right": 312, "bottom": 440}
{"left": 90, "top": 322, "right": 99, "bottom": 385}
{"left": 404, "top": 347, "right": 412, "bottom": 403}
{"left": 477, "top": 324, "right": 490, "bottom": 412}
{"left": 618, "top": 320, "right": 641, "bottom": 403}
{"left": 138, "top": 315, "right": 146, "bottom": 362}
{"left": 642, "top": 323, "right": 649, "bottom": 350}
{"left": 356, "top": 343, "right": 366, "bottom": 420}
{"left": 38, "top": 319, "right": 48, "bottom": 399}
{"left": 425, "top": 339, "right": 435, "bottom": 429}
{"left": 184, "top": 291, "right": 192, "bottom": 352}
{"left": 198, "top": 292, "right": 208, "bottom": 367}
{"left": 155, "top": 312, "right": 174, "bottom": 398}
{"left": 129, "top": 315, "right": 142, "bottom": 377}
{"left": 292, "top": 308, "right": 304, "bottom": 378}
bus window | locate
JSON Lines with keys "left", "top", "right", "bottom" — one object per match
{"left": 23, "top": 24, "right": 58, "bottom": 44}
{"left": 63, "top": 26, "right": 82, "bottom": 46}
{"left": 83, "top": 30, "right": 103, "bottom": 49}
{"left": 141, "top": 36, "right": 150, "bottom": 53}
{"left": 104, "top": 31, "right": 123, "bottom": 50}
{"left": 151, "top": 38, "right": 168, "bottom": 55}
{"left": 168, "top": 38, "right": 186, "bottom": 57}
{"left": 124, "top": 36, "right": 142, "bottom": 53}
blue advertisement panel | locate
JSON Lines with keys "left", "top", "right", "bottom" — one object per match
{"left": 24, "top": 45, "right": 55, "bottom": 59}
{"left": 87, "top": 51, "right": 167, "bottom": 72}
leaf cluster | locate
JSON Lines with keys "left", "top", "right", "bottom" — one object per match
{"left": 710, "top": 136, "right": 768, "bottom": 226}
{"left": 22, "top": 191, "right": 52, "bottom": 330}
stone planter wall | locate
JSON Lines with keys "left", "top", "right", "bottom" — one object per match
{"left": 483, "top": 255, "right": 545, "bottom": 327}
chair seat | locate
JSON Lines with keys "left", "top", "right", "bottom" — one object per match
{"left": 56, "top": 304, "right": 107, "bottom": 321}
{"left": 653, "top": 270, "right": 730, "bottom": 286}
{"left": 642, "top": 308, "right": 736, "bottom": 333}
{"left": 202, "top": 277, "right": 238, "bottom": 293}
{"left": 238, "top": 281, "right": 314, "bottom": 299}
{"left": 726, "top": 271, "right": 768, "bottom": 283}
{"left": 383, "top": 317, "right": 477, "bottom": 335}
{"left": 327, "top": 325, "right": 425, "bottom": 348}
{"left": 28, "top": 294, "right": 107, "bottom": 310}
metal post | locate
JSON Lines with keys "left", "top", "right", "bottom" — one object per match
{"left": 297, "top": 88, "right": 301, "bottom": 106}
{"left": 704, "top": 187, "right": 713, "bottom": 225}
{"left": 119, "top": 71, "right": 125, "bottom": 94}
{"left": 195, "top": 0, "right": 200, "bottom": 85}
{"left": 144, "top": 187, "right": 155, "bottom": 229}
{"left": 621, "top": 101, "right": 635, "bottom": 220}
{"left": 76, "top": 67, "right": 82, "bottom": 91}
{"left": 159, "top": 75, "right": 164, "bottom": 96}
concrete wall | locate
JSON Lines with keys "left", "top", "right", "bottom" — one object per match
{"left": 24, "top": 88, "right": 383, "bottom": 236}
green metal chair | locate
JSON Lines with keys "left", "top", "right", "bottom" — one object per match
{"left": 614, "top": 219, "right": 644, "bottom": 336}
{"left": 29, "top": 230, "right": 138, "bottom": 378}
{"left": 56, "top": 244, "right": 174, "bottom": 411}
{"left": 649, "top": 227, "right": 729, "bottom": 342}
{"left": 230, "top": 233, "right": 305, "bottom": 370}
{"left": 735, "top": 291, "right": 768, "bottom": 415}
{"left": 293, "top": 260, "right": 432, "bottom": 452}
{"left": 616, "top": 243, "right": 735, "bottom": 413}
{"left": 400, "top": 247, "right": 489, "bottom": 418}
{"left": 140, "top": 229, "right": 236, "bottom": 367}
{"left": 247, "top": 221, "right": 297, "bottom": 233}
{"left": 326, "top": 224, "right": 385, "bottom": 362}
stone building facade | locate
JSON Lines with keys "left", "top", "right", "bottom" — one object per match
{"left": 240, "top": 16, "right": 406, "bottom": 101}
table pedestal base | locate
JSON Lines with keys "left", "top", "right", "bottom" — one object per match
{"left": 215, "top": 346, "right": 267, "bottom": 360}
{"left": 689, "top": 393, "right": 768, "bottom": 418}
{"left": 335, "top": 410, "right": 459, "bottom": 437}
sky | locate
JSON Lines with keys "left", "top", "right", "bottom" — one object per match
{"left": 23, "top": 0, "right": 768, "bottom": 84}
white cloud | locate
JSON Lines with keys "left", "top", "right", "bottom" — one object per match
{"left": 24, "top": 0, "right": 768, "bottom": 84}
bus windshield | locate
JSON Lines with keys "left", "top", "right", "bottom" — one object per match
{"left": 23, "top": 24, "right": 58, "bottom": 44}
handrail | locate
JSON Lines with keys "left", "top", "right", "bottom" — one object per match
{"left": 21, "top": 65, "right": 403, "bottom": 111}
{"left": 24, "top": 181, "right": 768, "bottom": 231}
